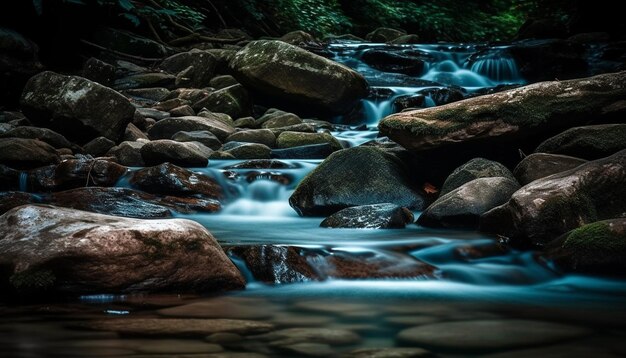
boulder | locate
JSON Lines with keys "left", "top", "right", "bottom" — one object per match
{"left": 82, "top": 57, "right": 116, "bottom": 87}
{"left": 223, "top": 142, "right": 272, "bottom": 159}
{"left": 418, "top": 177, "right": 520, "bottom": 229}
{"left": 209, "top": 75, "right": 239, "bottom": 90}
{"left": 141, "top": 140, "right": 211, "bottom": 167}
{"left": 0, "top": 205, "right": 243, "bottom": 293}
{"left": 20, "top": 71, "right": 135, "bottom": 143}
{"left": 289, "top": 147, "right": 426, "bottom": 216}
{"left": 0, "top": 126, "right": 73, "bottom": 149}
{"left": 169, "top": 105, "right": 195, "bottom": 117}
{"left": 535, "top": 124, "right": 626, "bottom": 160}
{"left": 514, "top": 153, "right": 587, "bottom": 185}
{"left": 230, "top": 41, "right": 368, "bottom": 114}
{"left": 0, "top": 138, "right": 60, "bottom": 169}
{"left": 365, "top": 28, "right": 406, "bottom": 43}
{"left": 148, "top": 116, "right": 235, "bottom": 141}
{"left": 192, "top": 84, "right": 251, "bottom": 119}
{"left": 258, "top": 109, "right": 303, "bottom": 129}
{"left": 107, "top": 141, "right": 146, "bottom": 167}
{"left": 83, "top": 137, "right": 115, "bottom": 157}
{"left": 544, "top": 219, "right": 626, "bottom": 275}
{"left": 480, "top": 150, "right": 626, "bottom": 247}
{"left": 361, "top": 49, "right": 429, "bottom": 75}
{"left": 226, "top": 129, "right": 276, "bottom": 147}
{"left": 124, "top": 123, "right": 149, "bottom": 142}
{"left": 276, "top": 132, "right": 342, "bottom": 151}
{"left": 440, "top": 158, "right": 516, "bottom": 195}
{"left": 159, "top": 49, "right": 216, "bottom": 88}
{"left": 129, "top": 162, "right": 222, "bottom": 199}
{"left": 29, "top": 158, "right": 127, "bottom": 192}
{"left": 50, "top": 187, "right": 220, "bottom": 218}
{"left": 320, "top": 203, "right": 414, "bottom": 229}
{"left": 172, "top": 130, "right": 222, "bottom": 150}
{"left": 379, "top": 71, "right": 626, "bottom": 156}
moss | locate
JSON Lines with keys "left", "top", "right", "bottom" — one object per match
{"left": 10, "top": 269, "right": 56, "bottom": 290}
{"left": 532, "top": 193, "right": 598, "bottom": 243}
{"left": 564, "top": 222, "right": 626, "bottom": 252}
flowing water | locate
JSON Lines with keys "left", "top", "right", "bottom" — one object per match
{"left": 2, "top": 42, "right": 626, "bottom": 357}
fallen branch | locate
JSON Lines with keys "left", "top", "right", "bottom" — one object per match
{"left": 168, "top": 33, "right": 245, "bottom": 46}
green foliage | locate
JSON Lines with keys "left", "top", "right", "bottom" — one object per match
{"left": 32, "top": 0, "right": 206, "bottom": 30}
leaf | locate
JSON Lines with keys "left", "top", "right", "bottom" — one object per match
{"left": 118, "top": 0, "right": 135, "bottom": 11}
{"left": 120, "top": 12, "right": 141, "bottom": 27}
{"left": 32, "top": 0, "right": 43, "bottom": 15}
{"left": 64, "top": 0, "right": 86, "bottom": 5}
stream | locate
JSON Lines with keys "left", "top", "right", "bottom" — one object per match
{"left": 2, "top": 42, "right": 626, "bottom": 357}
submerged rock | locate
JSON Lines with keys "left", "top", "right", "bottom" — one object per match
{"left": 271, "top": 143, "right": 334, "bottom": 160}
{"left": 397, "top": 320, "right": 590, "bottom": 352}
{"left": 230, "top": 40, "right": 368, "bottom": 114}
{"left": 480, "top": 150, "right": 626, "bottom": 247}
{"left": 228, "top": 245, "right": 318, "bottom": 284}
{"left": 379, "top": 72, "right": 626, "bottom": 155}
{"left": 513, "top": 153, "right": 587, "bottom": 185}
{"left": 87, "top": 318, "right": 271, "bottom": 337}
{"left": 320, "top": 203, "right": 414, "bottom": 229}
{"left": 535, "top": 124, "right": 626, "bottom": 160}
{"left": 20, "top": 71, "right": 135, "bottom": 143}
{"left": 544, "top": 219, "right": 626, "bottom": 275}
{"left": 289, "top": 147, "right": 426, "bottom": 216}
{"left": 0, "top": 205, "right": 244, "bottom": 294}
{"left": 418, "top": 177, "right": 520, "bottom": 229}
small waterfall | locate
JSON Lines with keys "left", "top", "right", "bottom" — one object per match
{"left": 19, "top": 172, "right": 28, "bottom": 192}
{"left": 192, "top": 160, "right": 320, "bottom": 218}
{"left": 470, "top": 57, "right": 521, "bottom": 82}
{"left": 222, "top": 180, "right": 296, "bottom": 217}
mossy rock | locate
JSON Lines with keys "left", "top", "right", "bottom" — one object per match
{"left": 480, "top": 149, "right": 626, "bottom": 247}
{"left": 545, "top": 219, "right": 626, "bottom": 275}
{"left": 289, "top": 146, "right": 426, "bottom": 216}
{"left": 535, "top": 124, "right": 626, "bottom": 160}
{"left": 379, "top": 71, "right": 626, "bottom": 154}
{"left": 230, "top": 40, "right": 368, "bottom": 114}
{"left": 440, "top": 158, "right": 516, "bottom": 195}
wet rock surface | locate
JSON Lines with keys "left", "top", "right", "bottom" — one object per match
{"left": 0, "top": 205, "right": 244, "bottom": 294}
